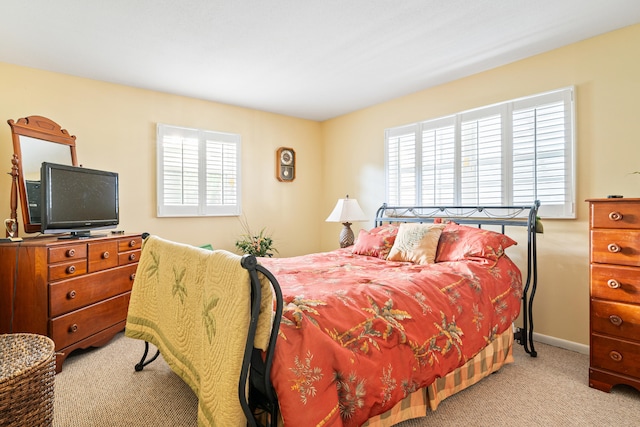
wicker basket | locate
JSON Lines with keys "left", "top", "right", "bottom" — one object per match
{"left": 0, "top": 333, "right": 56, "bottom": 427}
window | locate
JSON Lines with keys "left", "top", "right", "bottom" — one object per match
{"left": 157, "top": 123, "right": 241, "bottom": 217}
{"left": 385, "top": 87, "right": 575, "bottom": 218}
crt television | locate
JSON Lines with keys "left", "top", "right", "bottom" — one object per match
{"left": 25, "top": 179, "right": 41, "bottom": 223}
{"left": 40, "top": 162, "right": 119, "bottom": 238}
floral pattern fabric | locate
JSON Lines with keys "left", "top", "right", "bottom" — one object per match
{"left": 386, "top": 223, "right": 445, "bottom": 265}
{"left": 435, "top": 222, "right": 518, "bottom": 263}
{"left": 259, "top": 248, "right": 522, "bottom": 427}
{"left": 351, "top": 223, "right": 399, "bottom": 259}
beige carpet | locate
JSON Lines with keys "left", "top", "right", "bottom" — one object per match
{"left": 53, "top": 333, "right": 640, "bottom": 426}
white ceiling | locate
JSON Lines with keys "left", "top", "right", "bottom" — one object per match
{"left": 2, "top": 1, "right": 640, "bottom": 121}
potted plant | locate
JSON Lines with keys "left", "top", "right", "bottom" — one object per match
{"left": 235, "top": 216, "right": 278, "bottom": 257}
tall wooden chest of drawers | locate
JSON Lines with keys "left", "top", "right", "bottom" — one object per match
{"left": 587, "top": 198, "right": 640, "bottom": 392}
{"left": 0, "top": 233, "right": 142, "bottom": 372}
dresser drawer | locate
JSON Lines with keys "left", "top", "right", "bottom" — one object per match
{"left": 119, "top": 249, "right": 141, "bottom": 265}
{"left": 49, "top": 264, "right": 138, "bottom": 317}
{"left": 591, "top": 264, "right": 640, "bottom": 304}
{"left": 591, "top": 299, "right": 640, "bottom": 339}
{"left": 119, "top": 237, "right": 142, "bottom": 252}
{"left": 49, "top": 259, "right": 88, "bottom": 281}
{"left": 50, "top": 293, "right": 131, "bottom": 350}
{"left": 591, "top": 230, "right": 640, "bottom": 266}
{"left": 88, "top": 240, "right": 119, "bottom": 272}
{"left": 591, "top": 333, "right": 640, "bottom": 378}
{"left": 48, "top": 243, "right": 87, "bottom": 264}
{"left": 591, "top": 201, "right": 640, "bottom": 229}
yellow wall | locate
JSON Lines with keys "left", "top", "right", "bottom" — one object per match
{"left": 2, "top": 23, "right": 640, "bottom": 347}
{"left": 0, "top": 63, "right": 324, "bottom": 257}
{"left": 322, "top": 23, "right": 640, "bottom": 347}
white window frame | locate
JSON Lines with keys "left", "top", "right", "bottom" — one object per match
{"left": 157, "top": 123, "right": 241, "bottom": 217}
{"left": 385, "top": 87, "right": 575, "bottom": 218}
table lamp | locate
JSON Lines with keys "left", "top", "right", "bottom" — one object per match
{"left": 325, "top": 195, "right": 367, "bottom": 248}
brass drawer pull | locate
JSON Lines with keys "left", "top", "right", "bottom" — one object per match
{"left": 69, "top": 324, "right": 78, "bottom": 333}
{"left": 67, "top": 290, "right": 77, "bottom": 299}
{"left": 130, "top": 273, "right": 136, "bottom": 281}
{"left": 129, "top": 253, "right": 136, "bottom": 261}
{"left": 608, "top": 211, "right": 623, "bottom": 221}
{"left": 607, "top": 243, "right": 621, "bottom": 253}
{"left": 609, "top": 315, "right": 623, "bottom": 326}
{"left": 129, "top": 240, "right": 136, "bottom": 247}
{"left": 102, "top": 251, "right": 110, "bottom": 259}
{"left": 66, "top": 248, "right": 76, "bottom": 257}
{"left": 609, "top": 350, "right": 623, "bottom": 362}
{"left": 66, "top": 265, "right": 76, "bottom": 274}
{"left": 607, "top": 279, "right": 621, "bottom": 289}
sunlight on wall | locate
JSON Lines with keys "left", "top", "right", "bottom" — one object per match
{"left": 321, "top": 23, "right": 640, "bottom": 345}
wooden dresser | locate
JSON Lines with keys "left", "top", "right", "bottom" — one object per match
{"left": 0, "top": 233, "right": 142, "bottom": 372}
{"left": 587, "top": 198, "right": 640, "bottom": 392}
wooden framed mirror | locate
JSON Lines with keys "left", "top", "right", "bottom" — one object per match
{"left": 8, "top": 116, "right": 78, "bottom": 235}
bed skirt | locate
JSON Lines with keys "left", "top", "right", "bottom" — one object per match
{"left": 258, "top": 328, "right": 514, "bottom": 427}
{"left": 362, "top": 327, "right": 514, "bottom": 426}
{"left": 261, "top": 328, "right": 514, "bottom": 427}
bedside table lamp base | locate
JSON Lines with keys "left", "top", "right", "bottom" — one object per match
{"left": 339, "top": 222, "right": 354, "bottom": 248}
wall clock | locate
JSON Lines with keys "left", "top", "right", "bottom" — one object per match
{"left": 276, "top": 147, "right": 295, "bottom": 182}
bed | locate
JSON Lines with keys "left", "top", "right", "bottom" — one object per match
{"left": 125, "top": 202, "right": 539, "bottom": 427}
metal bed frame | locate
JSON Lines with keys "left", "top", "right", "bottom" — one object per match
{"left": 373, "top": 200, "right": 540, "bottom": 358}
{"left": 134, "top": 200, "right": 540, "bottom": 427}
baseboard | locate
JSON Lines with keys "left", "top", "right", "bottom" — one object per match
{"left": 532, "top": 332, "right": 589, "bottom": 355}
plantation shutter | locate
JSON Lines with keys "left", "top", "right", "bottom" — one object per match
{"left": 512, "top": 90, "right": 574, "bottom": 218}
{"left": 421, "top": 118, "right": 456, "bottom": 205}
{"left": 459, "top": 108, "right": 503, "bottom": 205}
{"left": 385, "top": 124, "right": 418, "bottom": 205}
{"left": 157, "top": 124, "right": 241, "bottom": 217}
{"left": 203, "top": 132, "right": 240, "bottom": 215}
{"left": 384, "top": 87, "right": 575, "bottom": 218}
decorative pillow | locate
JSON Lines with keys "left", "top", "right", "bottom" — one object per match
{"left": 435, "top": 222, "right": 517, "bottom": 262}
{"left": 352, "top": 223, "right": 399, "bottom": 259}
{"left": 386, "top": 223, "right": 446, "bottom": 265}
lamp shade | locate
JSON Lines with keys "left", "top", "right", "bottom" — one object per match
{"left": 325, "top": 195, "right": 368, "bottom": 223}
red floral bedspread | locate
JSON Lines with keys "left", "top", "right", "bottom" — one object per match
{"left": 259, "top": 248, "right": 522, "bottom": 427}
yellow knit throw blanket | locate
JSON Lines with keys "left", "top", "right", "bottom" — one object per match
{"left": 125, "top": 236, "right": 273, "bottom": 427}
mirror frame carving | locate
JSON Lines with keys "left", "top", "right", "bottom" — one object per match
{"left": 8, "top": 116, "right": 78, "bottom": 235}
